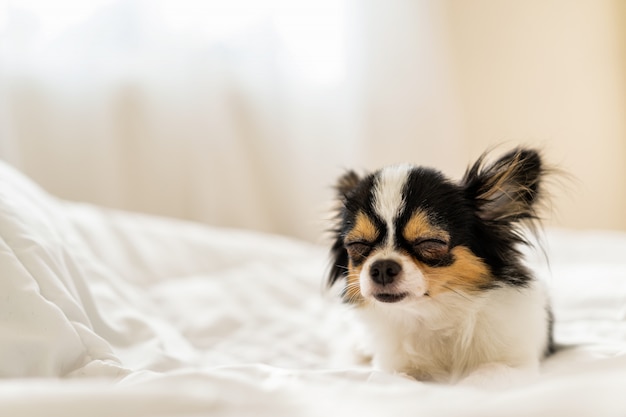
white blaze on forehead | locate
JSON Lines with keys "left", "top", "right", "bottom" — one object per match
{"left": 373, "top": 164, "right": 413, "bottom": 244}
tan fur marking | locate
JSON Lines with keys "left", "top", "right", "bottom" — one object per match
{"left": 403, "top": 210, "right": 450, "bottom": 242}
{"left": 345, "top": 212, "right": 379, "bottom": 243}
{"left": 343, "top": 212, "right": 378, "bottom": 304}
{"left": 344, "top": 261, "right": 365, "bottom": 304}
{"left": 420, "top": 246, "right": 492, "bottom": 296}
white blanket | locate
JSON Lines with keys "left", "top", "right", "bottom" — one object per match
{"left": 1, "top": 161, "right": 626, "bottom": 416}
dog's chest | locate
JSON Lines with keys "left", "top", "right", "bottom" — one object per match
{"left": 361, "top": 307, "right": 483, "bottom": 382}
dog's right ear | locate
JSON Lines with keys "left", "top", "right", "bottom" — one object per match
{"left": 327, "top": 170, "right": 362, "bottom": 288}
{"left": 335, "top": 170, "right": 361, "bottom": 199}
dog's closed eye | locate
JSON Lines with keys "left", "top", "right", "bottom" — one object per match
{"left": 345, "top": 241, "right": 373, "bottom": 260}
{"left": 414, "top": 239, "right": 448, "bottom": 256}
{"left": 413, "top": 239, "right": 451, "bottom": 265}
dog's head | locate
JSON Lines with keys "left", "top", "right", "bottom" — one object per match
{"left": 328, "top": 148, "right": 545, "bottom": 306}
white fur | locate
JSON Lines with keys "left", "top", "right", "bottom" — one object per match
{"left": 355, "top": 280, "right": 550, "bottom": 386}
{"left": 373, "top": 165, "right": 412, "bottom": 247}
{"left": 359, "top": 251, "right": 427, "bottom": 301}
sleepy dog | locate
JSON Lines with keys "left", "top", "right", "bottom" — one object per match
{"left": 327, "top": 148, "right": 553, "bottom": 385}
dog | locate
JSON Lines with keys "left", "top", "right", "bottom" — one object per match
{"left": 328, "top": 148, "right": 553, "bottom": 385}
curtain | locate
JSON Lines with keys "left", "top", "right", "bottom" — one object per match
{"left": 0, "top": 0, "right": 463, "bottom": 242}
{"left": 1, "top": 0, "right": 625, "bottom": 241}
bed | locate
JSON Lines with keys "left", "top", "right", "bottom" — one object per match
{"left": 1, "top": 160, "right": 626, "bottom": 416}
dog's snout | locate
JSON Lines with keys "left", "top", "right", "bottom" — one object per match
{"left": 370, "top": 259, "right": 401, "bottom": 286}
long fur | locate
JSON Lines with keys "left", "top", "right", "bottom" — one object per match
{"left": 327, "top": 148, "right": 554, "bottom": 385}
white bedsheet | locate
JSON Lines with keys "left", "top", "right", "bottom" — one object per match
{"left": 1, "top": 160, "right": 626, "bottom": 416}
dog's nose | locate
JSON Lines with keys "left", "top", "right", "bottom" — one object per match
{"left": 370, "top": 259, "right": 401, "bottom": 286}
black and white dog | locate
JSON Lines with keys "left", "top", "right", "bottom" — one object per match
{"left": 328, "top": 148, "right": 553, "bottom": 384}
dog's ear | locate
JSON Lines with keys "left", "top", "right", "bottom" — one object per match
{"left": 327, "top": 170, "right": 362, "bottom": 287}
{"left": 462, "top": 148, "right": 544, "bottom": 224}
{"left": 335, "top": 170, "right": 361, "bottom": 199}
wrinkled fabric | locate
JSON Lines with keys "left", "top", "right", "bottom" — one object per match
{"left": 1, "top": 161, "right": 626, "bottom": 416}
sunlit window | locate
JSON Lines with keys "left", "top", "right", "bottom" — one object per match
{"left": 1, "top": 0, "right": 347, "bottom": 86}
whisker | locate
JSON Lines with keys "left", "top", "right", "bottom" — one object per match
{"left": 441, "top": 285, "right": 472, "bottom": 301}
{"left": 334, "top": 265, "right": 350, "bottom": 271}
{"left": 340, "top": 279, "right": 363, "bottom": 303}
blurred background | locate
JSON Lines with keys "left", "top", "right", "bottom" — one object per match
{"left": 1, "top": 0, "right": 625, "bottom": 243}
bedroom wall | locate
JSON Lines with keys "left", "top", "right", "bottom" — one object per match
{"left": 444, "top": 0, "right": 626, "bottom": 233}
{"left": 1, "top": 0, "right": 625, "bottom": 242}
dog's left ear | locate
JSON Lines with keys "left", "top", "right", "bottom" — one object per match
{"left": 328, "top": 170, "right": 362, "bottom": 287}
{"left": 462, "top": 148, "right": 544, "bottom": 223}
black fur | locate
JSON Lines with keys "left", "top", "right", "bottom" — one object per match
{"left": 328, "top": 171, "right": 379, "bottom": 286}
{"left": 328, "top": 148, "right": 546, "bottom": 290}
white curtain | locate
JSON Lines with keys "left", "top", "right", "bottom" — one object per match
{"left": 2, "top": 0, "right": 625, "bottom": 241}
{"left": 0, "top": 0, "right": 463, "bottom": 242}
